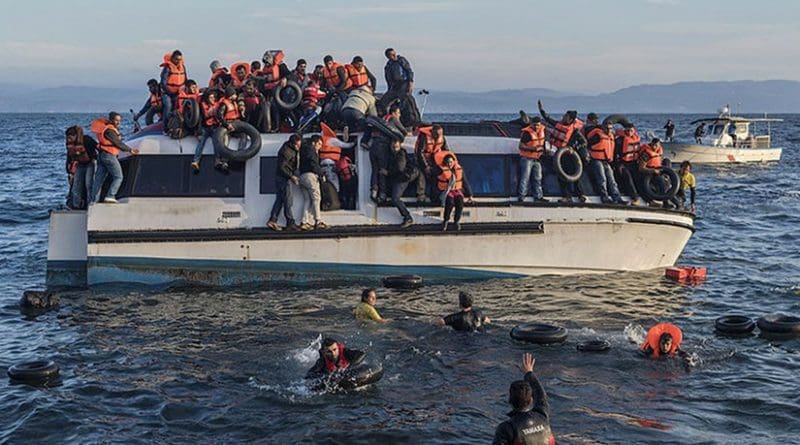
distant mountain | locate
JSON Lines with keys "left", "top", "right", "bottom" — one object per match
{"left": 0, "top": 80, "right": 798, "bottom": 113}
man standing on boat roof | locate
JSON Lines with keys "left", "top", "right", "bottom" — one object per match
{"left": 637, "top": 138, "right": 666, "bottom": 207}
{"left": 537, "top": 100, "right": 587, "bottom": 203}
{"left": 517, "top": 114, "right": 548, "bottom": 203}
{"left": 267, "top": 134, "right": 302, "bottom": 232}
{"left": 585, "top": 119, "right": 626, "bottom": 204}
{"left": 615, "top": 123, "right": 643, "bottom": 205}
{"left": 380, "top": 48, "right": 421, "bottom": 126}
{"left": 159, "top": 50, "right": 187, "bottom": 130}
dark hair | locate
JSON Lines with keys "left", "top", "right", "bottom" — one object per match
{"left": 509, "top": 380, "right": 533, "bottom": 410}
{"left": 323, "top": 55, "right": 333, "bottom": 64}
{"left": 651, "top": 137, "right": 662, "bottom": 145}
{"left": 65, "top": 125, "right": 83, "bottom": 141}
{"left": 171, "top": 49, "right": 182, "bottom": 58}
{"left": 389, "top": 103, "right": 401, "bottom": 114}
{"left": 251, "top": 60, "right": 261, "bottom": 70}
{"left": 321, "top": 337, "right": 338, "bottom": 349}
{"left": 432, "top": 124, "right": 443, "bottom": 133}
{"left": 288, "top": 134, "right": 302, "bottom": 145}
{"left": 361, "top": 288, "right": 376, "bottom": 303}
{"left": 659, "top": 333, "right": 673, "bottom": 345}
{"left": 202, "top": 88, "right": 219, "bottom": 102}
{"left": 680, "top": 160, "right": 692, "bottom": 169}
{"left": 352, "top": 55, "right": 363, "bottom": 64}
{"left": 458, "top": 291, "right": 473, "bottom": 308}
{"left": 224, "top": 85, "right": 236, "bottom": 98}
{"left": 309, "top": 134, "right": 323, "bottom": 145}
{"left": 296, "top": 59, "right": 307, "bottom": 66}
{"left": 384, "top": 48, "right": 395, "bottom": 57}
{"left": 147, "top": 78, "right": 158, "bottom": 87}
{"left": 185, "top": 79, "right": 196, "bottom": 87}
{"left": 108, "top": 111, "right": 121, "bottom": 121}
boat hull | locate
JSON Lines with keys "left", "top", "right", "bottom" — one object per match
{"left": 663, "top": 143, "right": 782, "bottom": 164}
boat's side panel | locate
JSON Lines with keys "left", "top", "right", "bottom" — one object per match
{"left": 664, "top": 144, "right": 782, "bottom": 164}
{"left": 86, "top": 219, "right": 692, "bottom": 286}
{"left": 46, "top": 210, "right": 88, "bottom": 287}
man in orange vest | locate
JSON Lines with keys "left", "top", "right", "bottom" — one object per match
{"left": 345, "top": 56, "right": 376, "bottom": 92}
{"left": 90, "top": 112, "right": 140, "bottom": 204}
{"left": 586, "top": 121, "right": 625, "bottom": 204}
{"left": 159, "top": 50, "right": 187, "bottom": 131}
{"left": 538, "top": 100, "right": 588, "bottom": 203}
{"left": 415, "top": 124, "right": 448, "bottom": 202}
{"left": 133, "top": 79, "right": 163, "bottom": 125}
{"left": 615, "top": 123, "right": 642, "bottom": 205}
{"left": 638, "top": 138, "right": 666, "bottom": 207}
{"left": 518, "top": 116, "right": 548, "bottom": 203}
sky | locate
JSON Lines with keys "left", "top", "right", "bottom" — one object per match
{"left": 0, "top": 0, "right": 798, "bottom": 94}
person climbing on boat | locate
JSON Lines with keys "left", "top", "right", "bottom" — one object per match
{"left": 229, "top": 61, "right": 252, "bottom": 91}
{"left": 676, "top": 161, "right": 696, "bottom": 212}
{"left": 538, "top": 100, "right": 587, "bottom": 204}
{"left": 640, "top": 323, "right": 684, "bottom": 358}
{"left": 208, "top": 60, "right": 230, "bottom": 90}
{"left": 694, "top": 122, "right": 706, "bottom": 143}
{"left": 416, "top": 124, "right": 448, "bottom": 202}
{"left": 159, "top": 50, "right": 186, "bottom": 129}
{"left": 257, "top": 50, "right": 291, "bottom": 132}
{"left": 133, "top": 79, "right": 163, "bottom": 125}
{"left": 517, "top": 115, "right": 548, "bottom": 203}
{"left": 344, "top": 56, "right": 376, "bottom": 92}
{"left": 492, "top": 353, "right": 555, "bottom": 445}
{"left": 176, "top": 80, "right": 200, "bottom": 134}
{"left": 583, "top": 112, "right": 599, "bottom": 132}
{"left": 586, "top": 120, "right": 626, "bottom": 204}
{"left": 434, "top": 291, "right": 490, "bottom": 332}
{"left": 663, "top": 119, "right": 675, "bottom": 142}
{"left": 637, "top": 138, "right": 665, "bottom": 207}
{"left": 434, "top": 151, "right": 473, "bottom": 231}
{"left": 305, "top": 337, "right": 366, "bottom": 380}
{"left": 353, "top": 288, "right": 389, "bottom": 323}
{"left": 380, "top": 48, "right": 421, "bottom": 126}
{"left": 298, "top": 135, "right": 329, "bottom": 230}
{"left": 321, "top": 55, "right": 349, "bottom": 92}
{"left": 89, "top": 112, "right": 140, "bottom": 204}
{"left": 290, "top": 59, "right": 309, "bottom": 87}
{"left": 615, "top": 123, "right": 642, "bottom": 205}
{"left": 65, "top": 125, "right": 97, "bottom": 210}
{"left": 267, "top": 134, "right": 302, "bottom": 232}
{"left": 213, "top": 86, "right": 242, "bottom": 172}
{"left": 240, "top": 80, "right": 269, "bottom": 133}
{"left": 388, "top": 139, "right": 425, "bottom": 228}
{"left": 191, "top": 89, "right": 220, "bottom": 173}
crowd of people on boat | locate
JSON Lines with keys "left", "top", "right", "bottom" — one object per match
{"left": 311, "top": 287, "right": 685, "bottom": 444}
{"left": 64, "top": 48, "right": 696, "bottom": 223}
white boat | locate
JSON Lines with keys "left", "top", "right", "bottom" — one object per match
{"left": 47, "top": 122, "right": 695, "bottom": 287}
{"left": 661, "top": 106, "right": 783, "bottom": 164}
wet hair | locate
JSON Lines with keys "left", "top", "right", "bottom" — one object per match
{"left": 352, "top": 55, "right": 363, "bottom": 64}
{"left": 147, "top": 78, "right": 158, "bottom": 87}
{"left": 384, "top": 48, "right": 395, "bottom": 57}
{"left": 185, "top": 79, "right": 197, "bottom": 87}
{"left": 458, "top": 291, "right": 473, "bottom": 309}
{"left": 389, "top": 103, "right": 401, "bottom": 115}
{"left": 321, "top": 337, "right": 338, "bottom": 349}
{"left": 309, "top": 134, "right": 323, "bottom": 145}
{"left": 171, "top": 49, "right": 182, "bottom": 58}
{"left": 65, "top": 125, "right": 83, "bottom": 140}
{"left": 296, "top": 59, "right": 307, "bottom": 67}
{"left": 680, "top": 160, "right": 692, "bottom": 170}
{"left": 108, "top": 111, "right": 121, "bottom": 121}
{"left": 509, "top": 380, "right": 533, "bottom": 410}
{"left": 659, "top": 333, "right": 673, "bottom": 345}
{"left": 323, "top": 55, "right": 334, "bottom": 64}
{"left": 251, "top": 60, "right": 261, "bottom": 71}
{"left": 361, "top": 288, "right": 376, "bottom": 303}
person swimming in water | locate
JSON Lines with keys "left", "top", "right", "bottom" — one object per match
{"left": 640, "top": 322, "right": 684, "bottom": 358}
{"left": 433, "top": 291, "right": 491, "bottom": 332}
{"left": 305, "top": 337, "right": 366, "bottom": 380}
{"left": 492, "top": 353, "right": 555, "bottom": 445}
{"left": 353, "top": 288, "right": 389, "bottom": 323}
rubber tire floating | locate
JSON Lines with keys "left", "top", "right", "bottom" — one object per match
{"left": 383, "top": 275, "right": 423, "bottom": 290}
{"left": 365, "top": 116, "right": 406, "bottom": 142}
{"left": 7, "top": 360, "right": 59, "bottom": 384}
{"left": 756, "top": 314, "right": 800, "bottom": 335}
{"left": 553, "top": 148, "right": 583, "bottom": 183}
{"left": 275, "top": 80, "right": 303, "bottom": 110}
{"left": 510, "top": 323, "right": 568, "bottom": 345}
{"left": 212, "top": 121, "right": 263, "bottom": 162}
{"left": 714, "top": 315, "right": 755, "bottom": 335}
{"left": 642, "top": 167, "right": 680, "bottom": 201}
{"left": 182, "top": 98, "right": 201, "bottom": 129}
{"left": 576, "top": 339, "right": 611, "bottom": 352}
{"left": 337, "top": 364, "right": 384, "bottom": 390}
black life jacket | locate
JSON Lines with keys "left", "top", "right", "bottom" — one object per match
{"left": 508, "top": 410, "right": 554, "bottom": 445}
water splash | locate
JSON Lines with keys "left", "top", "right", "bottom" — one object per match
{"left": 624, "top": 323, "right": 647, "bottom": 344}
{"left": 287, "top": 334, "right": 322, "bottom": 365}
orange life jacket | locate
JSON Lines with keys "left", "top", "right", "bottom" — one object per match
{"left": 336, "top": 156, "right": 354, "bottom": 182}
{"left": 345, "top": 64, "right": 369, "bottom": 90}
{"left": 176, "top": 87, "right": 199, "bottom": 113}
{"left": 230, "top": 62, "right": 252, "bottom": 89}
{"left": 617, "top": 129, "right": 641, "bottom": 163}
{"left": 587, "top": 127, "right": 615, "bottom": 161}
{"left": 417, "top": 126, "right": 445, "bottom": 161}
{"left": 435, "top": 151, "right": 463, "bottom": 192}
{"left": 259, "top": 51, "right": 285, "bottom": 85}
{"left": 319, "top": 122, "right": 341, "bottom": 161}
{"left": 66, "top": 138, "right": 91, "bottom": 163}
{"left": 323, "top": 62, "right": 348, "bottom": 90}
{"left": 302, "top": 82, "right": 326, "bottom": 110}
{"left": 519, "top": 125, "right": 546, "bottom": 159}
{"left": 640, "top": 323, "right": 683, "bottom": 358}
{"left": 160, "top": 53, "right": 186, "bottom": 94}
{"left": 149, "top": 92, "right": 162, "bottom": 109}
{"left": 91, "top": 118, "right": 121, "bottom": 156}
{"left": 201, "top": 101, "right": 219, "bottom": 127}
{"left": 639, "top": 143, "right": 663, "bottom": 168}
{"left": 208, "top": 68, "right": 228, "bottom": 89}
{"left": 219, "top": 98, "right": 240, "bottom": 121}
{"left": 548, "top": 121, "right": 578, "bottom": 149}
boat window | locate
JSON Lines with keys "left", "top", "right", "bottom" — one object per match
{"left": 259, "top": 157, "right": 278, "bottom": 194}
{"left": 458, "top": 154, "right": 511, "bottom": 196}
{"left": 712, "top": 125, "right": 724, "bottom": 135}
{"left": 117, "top": 155, "right": 244, "bottom": 198}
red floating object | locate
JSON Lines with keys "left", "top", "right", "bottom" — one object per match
{"left": 665, "top": 266, "right": 707, "bottom": 282}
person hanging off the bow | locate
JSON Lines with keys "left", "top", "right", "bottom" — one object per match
{"left": 433, "top": 151, "right": 473, "bottom": 231}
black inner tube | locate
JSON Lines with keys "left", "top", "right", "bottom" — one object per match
{"left": 383, "top": 275, "right": 423, "bottom": 289}
{"left": 212, "top": 121, "right": 263, "bottom": 162}
{"left": 7, "top": 360, "right": 60, "bottom": 382}
{"left": 182, "top": 98, "right": 200, "bottom": 129}
{"left": 275, "top": 80, "right": 303, "bottom": 110}
{"left": 337, "top": 364, "right": 384, "bottom": 390}
{"left": 643, "top": 167, "right": 680, "bottom": 201}
{"left": 510, "top": 323, "right": 568, "bottom": 344}
{"left": 714, "top": 315, "right": 755, "bottom": 334}
{"left": 365, "top": 116, "right": 405, "bottom": 142}
{"left": 601, "top": 114, "right": 632, "bottom": 128}
{"left": 757, "top": 315, "right": 800, "bottom": 334}
{"left": 554, "top": 148, "right": 583, "bottom": 183}
{"left": 577, "top": 339, "right": 611, "bottom": 352}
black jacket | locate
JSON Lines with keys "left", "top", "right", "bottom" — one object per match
{"left": 299, "top": 143, "right": 322, "bottom": 176}
{"left": 443, "top": 308, "right": 486, "bottom": 332}
{"left": 492, "top": 372, "right": 553, "bottom": 445}
{"left": 276, "top": 141, "right": 299, "bottom": 180}
{"left": 388, "top": 148, "right": 418, "bottom": 182}
{"left": 305, "top": 348, "right": 366, "bottom": 380}
{"left": 384, "top": 55, "right": 414, "bottom": 89}
{"left": 103, "top": 128, "right": 133, "bottom": 153}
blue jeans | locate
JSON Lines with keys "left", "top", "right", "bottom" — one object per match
{"left": 91, "top": 151, "right": 123, "bottom": 202}
{"left": 71, "top": 161, "right": 95, "bottom": 209}
{"left": 161, "top": 93, "right": 175, "bottom": 124}
{"left": 269, "top": 177, "right": 296, "bottom": 225}
{"left": 589, "top": 159, "right": 621, "bottom": 202}
{"left": 193, "top": 128, "right": 213, "bottom": 163}
{"left": 518, "top": 157, "right": 543, "bottom": 200}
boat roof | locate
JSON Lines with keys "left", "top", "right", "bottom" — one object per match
{"left": 690, "top": 116, "right": 783, "bottom": 125}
